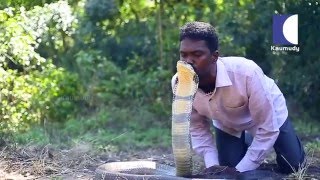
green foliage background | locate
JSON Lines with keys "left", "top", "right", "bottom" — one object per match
{"left": 0, "top": 0, "right": 319, "bottom": 149}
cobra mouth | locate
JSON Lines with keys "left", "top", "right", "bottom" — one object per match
{"left": 177, "top": 61, "right": 200, "bottom": 77}
{"left": 177, "top": 61, "right": 196, "bottom": 74}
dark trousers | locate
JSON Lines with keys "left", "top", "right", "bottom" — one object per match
{"left": 215, "top": 118, "right": 305, "bottom": 174}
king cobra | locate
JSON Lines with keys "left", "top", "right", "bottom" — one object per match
{"left": 94, "top": 61, "right": 280, "bottom": 180}
{"left": 171, "top": 60, "right": 198, "bottom": 177}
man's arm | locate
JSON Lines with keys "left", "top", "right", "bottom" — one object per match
{"left": 236, "top": 67, "right": 280, "bottom": 172}
{"left": 190, "top": 109, "right": 219, "bottom": 168}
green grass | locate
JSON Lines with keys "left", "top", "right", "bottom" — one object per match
{"left": 293, "top": 119, "right": 320, "bottom": 135}
{"left": 15, "top": 128, "right": 50, "bottom": 145}
{"left": 305, "top": 140, "right": 320, "bottom": 151}
{"left": 14, "top": 105, "right": 172, "bottom": 150}
{"left": 14, "top": 111, "right": 320, "bottom": 154}
{"left": 293, "top": 119, "right": 320, "bottom": 152}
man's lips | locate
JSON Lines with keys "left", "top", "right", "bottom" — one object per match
{"left": 191, "top": 66, "right": 198, "bottom": 75}
{"left": 188, "top": 64, "right": 196, "bottom": 71}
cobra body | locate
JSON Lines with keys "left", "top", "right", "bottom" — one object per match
{"left": 94, "top": 161, "right": 187, "bottom": 180}
{"left": 94, "top": 61, "right": 199, "bottom": 180}
{"left": 94, "top": 61, "right": 279, "bottom": 180}
{"left": 171, "top": 60, "right": 199, "bottom": 177}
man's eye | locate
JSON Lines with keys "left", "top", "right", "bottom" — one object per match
{"left": 194, "top": 53, "right": 202, "bottom": 57}
{"left": 180, "top": 53, "right": 187, "bottom": 58}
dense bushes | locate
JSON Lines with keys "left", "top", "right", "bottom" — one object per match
{"left": 0, "top": 1, "right": 80, "bottom": 133}
{"left": 0, "top": 65, "right": 81, "bottom": 132}
{"left": 0, "top": 0, "right": 319, "bottom": 148}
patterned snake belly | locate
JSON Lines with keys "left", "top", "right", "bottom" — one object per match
{"left": 171, "top": 60, "right": 199, "bottom": 177}
{"left": 94, "top": 61, "right": 278, "bottom": 179}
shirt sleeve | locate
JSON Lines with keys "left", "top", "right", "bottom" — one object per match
{"left": 236, "top": 67, "right": 280, "bottom": 172}
{"left": 190, "top": 109, "right": 219, "bottom": 168}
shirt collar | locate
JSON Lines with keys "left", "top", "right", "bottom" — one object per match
{"left": 216, "top": 58, "right": 232, "bottom": 87}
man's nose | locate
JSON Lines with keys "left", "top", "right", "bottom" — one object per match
{"left": 185, "top": 58, "right": 194, "bottom": 65}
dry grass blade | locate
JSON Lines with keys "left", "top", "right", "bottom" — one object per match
{"left": 282, "top": 149, "right": 315, "bottom": 180}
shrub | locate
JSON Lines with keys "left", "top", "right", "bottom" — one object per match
{"left": 0, "top": 64, "right": 82, "bottom": 133}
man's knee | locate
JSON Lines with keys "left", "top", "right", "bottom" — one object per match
{"left": 215, "top": 128, "right": 247, "bottom": 167}
{"left": 274, "top": 119, "right": 306, "bottom": 173}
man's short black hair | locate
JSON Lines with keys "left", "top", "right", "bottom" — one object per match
{"left": 180, "top": 21, "right": 219, "bottom": 52}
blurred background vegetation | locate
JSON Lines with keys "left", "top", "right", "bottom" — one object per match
{"left": 0, "top": 0, "right": 319, "bottom": 150}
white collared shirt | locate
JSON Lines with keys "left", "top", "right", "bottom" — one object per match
{"left": 171, "top": 57, "right": 288, "bottom": 172}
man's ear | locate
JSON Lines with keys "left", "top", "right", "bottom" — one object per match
{"left": 212, "top": 50, "right": 219, "bottom": 62}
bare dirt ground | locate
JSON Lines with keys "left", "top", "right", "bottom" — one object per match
{"left": 0, "top": 139, "right": 319, "bottom": 180}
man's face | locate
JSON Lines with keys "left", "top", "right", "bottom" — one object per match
{"left": 179, "top": 38, "right": 215, "bottom": 78}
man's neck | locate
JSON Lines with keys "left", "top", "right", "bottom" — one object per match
{"left": 198, "top": 62, "right": 217, "bottom": 93}
{"left": 200, "top": 85, "right": 215, "bottom": 94}
{"left": 199, "top": 74, "right": 216, "bottom": 94}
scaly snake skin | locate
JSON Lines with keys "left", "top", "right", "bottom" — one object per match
{"left": 94, "top": 61, "right": 199, "bottom": 180}
{"left": 171, "top": 60, "right": 199, "bottom": 177}
{"left": 94, "top": 61, "right": 278, "bottom": 180}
